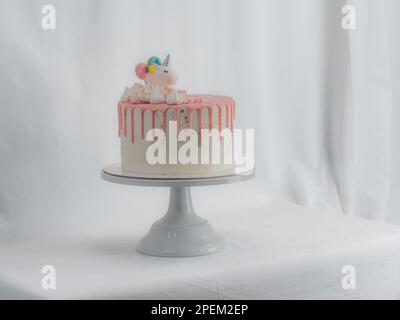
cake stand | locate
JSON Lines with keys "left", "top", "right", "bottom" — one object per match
{"left": 101, "top": 164, "right": 254, "bottom": 257}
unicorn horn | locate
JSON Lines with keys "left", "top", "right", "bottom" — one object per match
{"left": 162, "top": 54, "right": 170, "bottom": 67}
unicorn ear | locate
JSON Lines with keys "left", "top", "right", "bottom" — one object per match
{"left": 162, "top": 54, "right": 170, "bottom": 67}
{"left": 135, "top": 63, "right": 147, "bottom": 80}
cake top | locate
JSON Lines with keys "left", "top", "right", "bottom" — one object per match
{"left": 121, "top": 54, "right": 193, "bottom": 105}
{"left": 119, "top": 94, "right": 234, "bottom": 110}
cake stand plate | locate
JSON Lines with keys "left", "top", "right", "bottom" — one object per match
{"left": 101, "top": 163, "right": 254, "bottom": 257}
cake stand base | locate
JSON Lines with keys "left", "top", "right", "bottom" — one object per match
{"left": 138, "top": 186, "right": 224, "bottom": 257}
{"left": 101, "top": 164, "right": 254, "bottom": 257}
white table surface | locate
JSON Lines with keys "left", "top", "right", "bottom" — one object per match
{"left": 1, "top": 193, "right": 400, "bottom": 299}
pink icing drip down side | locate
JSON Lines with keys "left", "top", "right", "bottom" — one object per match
{"left": 141, "top": 109, "right": 145, "bottom": 139}
{"left": 131, "top": 108, "right": 135, "bottom": 143}
{"left": 208, "top": 105, "right": 213, "bottom": 130}
{"left": 124, "top": 108, "right": 128, "bottom": 137}
{"left": 230, "top": 101, "right": 235, "bottom": 131}
{"left": 188, "top": 109, "right": 193, "bottom": 129}
{"left": 162, "top": 109, "right": 167, "bottom": 130}
{"left": 118, "top": 102, "right": 122, "bottom": 137}
{"left": 176, "top": 107, "right": 180, "bottom": 134}
{"left": 118, "top": 95, "right": 234, "bottom": 144}
{"left": 152, "top": 110, "right": 156, "bottom": 130}
{"left": 217, "top": 104, "right": 222, "bottom": 133}
{"left": 198, "top": 109, "right": 203, "bottom": 145}
{"left": 225, "top": 104, "right": 229, "bottom": 129}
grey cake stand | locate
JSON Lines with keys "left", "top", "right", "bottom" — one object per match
{"left": 101, "top": 164, "right": 254, "bottom": 257}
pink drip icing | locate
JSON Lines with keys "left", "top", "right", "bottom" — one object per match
{"left": 226, "top": 104, "right": 229, "bottom": 128}
{"left": 131, "top": 108, "right": 135, "bottom": 143}
{"left": 198, "top": 109, "right": 203, "bottom": 145}
{"left": 208, "top": 105, "right": 213, "bottom": 130}
{"left": 162, "top": 109, "right": 167, "bottom": 130}
{"left": 117, "top": 95, "right": 235, "bottom": 144}
{"left": 152, "top": 109, "right": 156, "bottom": 130}
{"left": 124, "top": 108, "right": 128, "bottom": 137}
{"left": 230, "top": 102, "right": 234, "bottom": 131}
{"left": 188, "top": 109, "right": 193, "bottom": 129}
{"left": 118, "top": 102, "right": 122, "bottom": 137}
{"left": 176, "top": 107, "right": 180, "bottom": 133}
{"left": 218, "top": 104, "right": 224, "bottom": 140}
{"left": 217, "top": 104, "right": 222, "bottom": 133}
{"left": 141, "top": 108, "right": 145, "bottom": 139}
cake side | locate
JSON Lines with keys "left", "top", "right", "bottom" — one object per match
{"left": 119, "top": 95, "right": 236, "bottom": 178}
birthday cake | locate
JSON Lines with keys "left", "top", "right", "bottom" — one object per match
{"left": 118, "top": 55, "right": 235, "bottom": 178}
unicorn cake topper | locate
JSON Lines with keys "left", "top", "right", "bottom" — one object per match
{"left": 136, "top": 54, "right": 177, "bottom": 87}
{"left": 121, "top": 54, "right": 189, "bottom": 105}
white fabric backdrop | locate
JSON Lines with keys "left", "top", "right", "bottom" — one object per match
{"left": 1, "top": 0, "right": 400, "bottom": 238}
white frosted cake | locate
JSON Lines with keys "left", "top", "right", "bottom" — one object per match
{"left": 118, "top": 55, "right": 236, "bottom": 178}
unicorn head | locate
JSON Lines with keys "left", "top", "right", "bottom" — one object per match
{"left": 135, "top": 54, "right": 178, "bottom": 87}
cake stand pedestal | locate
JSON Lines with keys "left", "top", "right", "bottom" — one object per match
{"left": 101, "top": 164, "right": 254, "bottom": 257}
